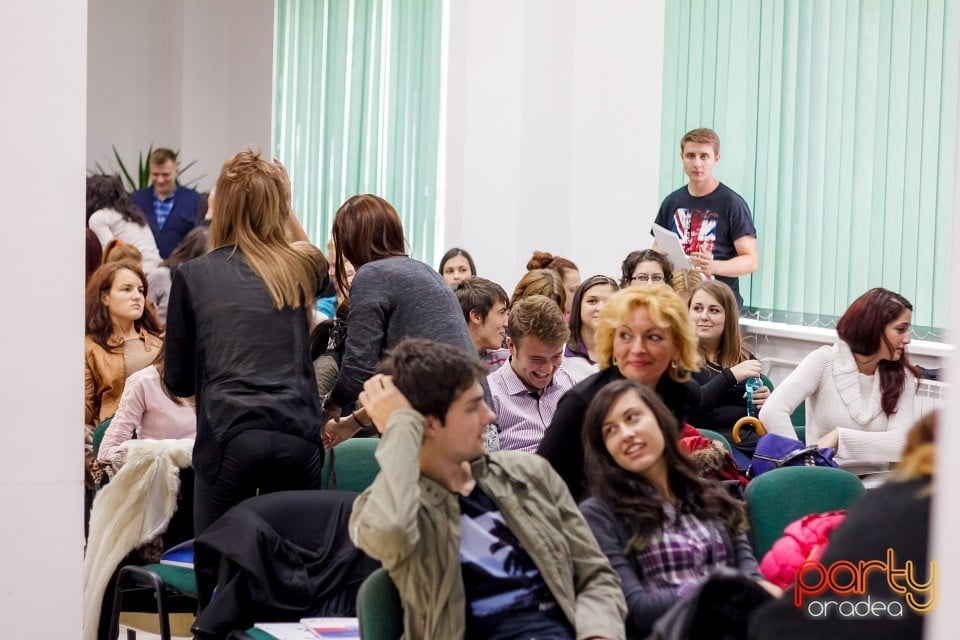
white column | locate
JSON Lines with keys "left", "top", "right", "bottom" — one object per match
{"left": 444, "top": 0, "right": 666, "bottom": 289}
{"left": 0, "top": 0, "right": 86, "bottom": 636}
{"left": 926, "top": 45, "right": 960, "bottom": 640}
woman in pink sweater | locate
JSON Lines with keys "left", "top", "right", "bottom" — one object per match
{"left": 97, "top": 345, "right": 196, "bottom": 475}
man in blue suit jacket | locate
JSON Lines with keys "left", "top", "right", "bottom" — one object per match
{"left": 132, "top": 148, "right": 205, "bottom": 258}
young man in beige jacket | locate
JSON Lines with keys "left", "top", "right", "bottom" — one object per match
{"left": 349, "top": 338, "right": 626, "bottom": 640}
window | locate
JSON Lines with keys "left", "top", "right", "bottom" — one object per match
{"left": 274, "top": 0, "right": 445, "bottom": 262}
{"left": 660, "top": 0, "right": 958, "bottom": 339}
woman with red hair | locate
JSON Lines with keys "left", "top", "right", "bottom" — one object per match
{"left": 759, "top": 288, "right": 919, "bottom": 475}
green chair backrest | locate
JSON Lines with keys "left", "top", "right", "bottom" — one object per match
{"left": 791, "top": 402, "right": 806, "bottom": 429}
{"left": 696, "top": 428, "right": 733, "bottom": 454}
{"left": 357, "top": 567, "right": 403, "bottom": 640}
{"left": 744, "top": 466, "right": 865, "bottom": 559}
{"left": 322, "top": 437, "right": 381, "bottom": 492}
{"left": 793, "top": 425, "right": 806, "bottom": 443}
{"left": 760, "top": 374, "right": 774, "bottom": 392}
{"left": 92, "top": 417, "right": 112, "bottom": 457}
{"left": 758, "top": 374, "right": 805, "bottom": 433}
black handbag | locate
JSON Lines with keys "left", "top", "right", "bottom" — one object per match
{"left": 645, "top": 566, "right": 774, "bottom": 640}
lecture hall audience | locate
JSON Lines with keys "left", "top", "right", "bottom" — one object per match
{"left": 81, "top": 141, "right": 940, "bottom": 640}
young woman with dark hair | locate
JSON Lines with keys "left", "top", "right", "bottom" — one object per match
{"left": 620, "top": 249, "right": 674, "bottom": 289}
{"left": 96, "top": 342, "right": 196, "bottom": 475}
{"left": 579, "top": 380, "right": 770, "bottom": 638}
{"left": 147, "top": 226, "right": 209, "bottom": 325}
{"left": 163, "top": 150, "right": 328, "bottom": 552}
{"left": 564, "top": 275, "right": 619, "bottom": 382}
{"left": 438, "top": 247, "right": 477, "bottom": 288}
{"left": 686, "top": 280, "right": 769, "bottom": 449}
{"left": 86, "top": 174, "right": 162, "bottom": 273}
{"left": 759, "top": 287, "right": 919, "bottom": 474}
{"left": 85, "top": 261, "right": 164, "bottom": 428}
{"left": 326, "top": 194, "right": 476, "bottom": 418}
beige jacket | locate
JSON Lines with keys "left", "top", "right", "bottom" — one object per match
{"left": 349, "top": 408, "right": 626, "bottom": 640}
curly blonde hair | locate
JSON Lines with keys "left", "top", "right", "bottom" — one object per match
{"left": 595, "top": 284, "right": 701, "bottom": 382}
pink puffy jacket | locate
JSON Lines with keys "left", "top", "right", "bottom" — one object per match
{"left": 759, "top": 510, "right": 847, "bottom": 588}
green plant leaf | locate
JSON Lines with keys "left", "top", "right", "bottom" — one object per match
{"left": 112, "top": 145, "right": 135, "bottom": 192}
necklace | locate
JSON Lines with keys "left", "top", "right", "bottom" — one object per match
{"left": 704, "top": 360, "right": 723, "bottom": 374}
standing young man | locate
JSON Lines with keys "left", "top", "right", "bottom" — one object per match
{"left": 654, "top": 128, "right": 758, "bottom": 307}
{"left": 488, "top": 295, "right": 576, "bottom": 452}
{"left": 132, "top": 148, "right": 204, "bottom": 258}
{"left": 350, "top": 338, "right": 626, "bottom": 640}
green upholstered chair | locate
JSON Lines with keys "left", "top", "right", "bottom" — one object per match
{"left": 793, "top": 425, "right": 806, "bottom": 442}
{"left": 322, "top": 437, "right": 381, "bottom": 492}
{"left": 92, "top": 417, "right": 113, "bottom": 457}
{"left": 109, "top": 563, "right": 198, "bottom": 640}
{"left": 744, "top": 465, "right": 865, "bottom": 559}
{"left": 696, "top": 428, "right": 734, "bottom": 454}
{"left": 357, "top": 568, "right": 403, "bottom": 640}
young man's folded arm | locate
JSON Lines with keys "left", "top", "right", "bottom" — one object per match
{"left": 349, "top": 408, "right": 427, "bottom": 568}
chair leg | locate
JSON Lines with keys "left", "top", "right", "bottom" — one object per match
{"left": 155, "top": 582, "right": 171, "bottom": 640}
{"left": 114, "top": 566, "right": 173, "bottom": 640}
{"left": 108, "top": 573, "right": 125, "bottom": 640}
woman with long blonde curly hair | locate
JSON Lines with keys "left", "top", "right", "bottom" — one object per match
{"left": 537, "top": 284, "right": 703, "bottom": 500}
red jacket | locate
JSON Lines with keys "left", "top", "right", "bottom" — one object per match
{"left": 759, "top": 510, "right": 847, "bottom": 588}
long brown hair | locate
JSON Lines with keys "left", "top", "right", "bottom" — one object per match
{"left": 688, "top": 280, "right": 751, "bottom": 368}
{"left": 836, "top": 288, "right": 919, "bottom": 415}
{"left": 583, "top": 380, "right": 747, "bottom": 550}
{"left": 209, "top": 149, "right": 319, "bottom": 309}
{"left": 85, "top": 261, "right": 162, "bottom": 351}
{"left": 331, "top": 194, "right": 407, "bottom": 297}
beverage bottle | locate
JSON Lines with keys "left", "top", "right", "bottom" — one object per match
{"left": 745, "top": 376, "right": 763, "bottom": 417}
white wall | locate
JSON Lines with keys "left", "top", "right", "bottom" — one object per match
{"left": 87, "top": 0, "right": 274, "bottom": 193}
{"left": 445, "top": 0, "right": 666, "bottom": 289}
{"left": 0, "top": 1, "right": 86, "bottom": 636}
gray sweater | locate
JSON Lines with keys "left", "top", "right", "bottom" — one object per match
{"left": 330, "top": 256, "right": 475, "bottom": 407}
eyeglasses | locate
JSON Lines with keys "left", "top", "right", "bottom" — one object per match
{"left": 630, "top": 274, "right": 665, "bottom": 283}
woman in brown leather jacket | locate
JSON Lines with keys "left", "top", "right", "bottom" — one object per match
{"left": 84, "top": 260, "right": 163, "bottom": 427}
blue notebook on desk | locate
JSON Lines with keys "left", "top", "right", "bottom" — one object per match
{"left": 160, "top": 539, "right": 194, "bottom": 569}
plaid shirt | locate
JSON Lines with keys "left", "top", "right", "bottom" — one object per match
{"left": 153, "top": 192, "right": 176, "bottom": 229}
{"left": 634, "top": 500, "right": 728, "bottom": 593}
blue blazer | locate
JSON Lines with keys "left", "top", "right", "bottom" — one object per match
{"left": 131, "top": 185, "right": 203, "bottom": 258}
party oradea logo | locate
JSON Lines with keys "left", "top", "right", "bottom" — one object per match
{"left": 794, "top": 548, "right": 936, "bottom": 618}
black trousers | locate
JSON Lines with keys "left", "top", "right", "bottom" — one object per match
{"left": 193, "top": 429, "right": 325, "bottom": 538}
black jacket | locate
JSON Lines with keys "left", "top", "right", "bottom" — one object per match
{"left": 536, "top": 367, "right": 700, "bottom": 501}
{"left": 164, "top": 247, "right": 322, "bottom": 480}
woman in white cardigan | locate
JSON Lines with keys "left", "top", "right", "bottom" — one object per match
{"left": 758, "top": 288, "right": 918, "bottom": 475}
{"left": 87, "top": 174, "right": 162, "bottom": 273}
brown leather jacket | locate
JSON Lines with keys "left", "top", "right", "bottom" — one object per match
{"left": 84, "top": 331, "right": 163, "bottom": 425}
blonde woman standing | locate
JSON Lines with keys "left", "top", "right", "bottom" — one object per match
{"left": 163, "top": 150, "right": 327, "bottom": 554}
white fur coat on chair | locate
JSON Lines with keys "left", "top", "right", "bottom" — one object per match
{"left": 82, "top": 438, "right": 194, "bottom": 640}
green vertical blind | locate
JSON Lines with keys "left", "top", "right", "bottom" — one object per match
{"left": 274, "top": 0, "right": 445, "bottom": 262}
{"left": 660, "top": 0, "right": 958, "bottom": 337}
